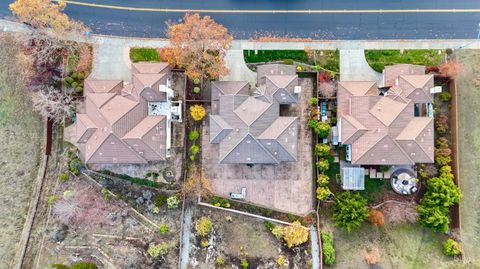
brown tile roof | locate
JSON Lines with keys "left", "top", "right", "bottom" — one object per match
{"left": 76, "top": 62, "right": 173, "bottom": 164}
{"left": 84, "top": 80, "right": 123, "bottom": 94}
{"left": 123, "top": 116, "right": 165, "bottom": 139}
{"left": 369, "top": 97, "right": 409, "bottom": 126}
{"left": 99, "top": 95, "right": 138, "bottom": 124}
{"left": 234, "top": 97, "right": 272, "bottom": 126}
{"left": 338, "top": 81, "right": 377, "bottom": 96}
{"left": 384, "top": 64, "right": 425, "bottom": 87}
{"left": 132, "top": 62, "right": 170, "bottom": 74}
{"left": 338, "top": 64, "right": 434, "bottom": 165}
{"left": 211, "top": 65, "right": 299, "bottom": 164}
{"left": 266, "top": 75, "right": 297, "bottom": 89}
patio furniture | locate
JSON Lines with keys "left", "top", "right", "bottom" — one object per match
{"left": 370, "top": 168, "right": 377, "bottom": 178}
{"left": 383, "top": 170, "right": 391, "bottom": 179}
{"left": 376, "top": 171, "right": 383, "bottom": 178}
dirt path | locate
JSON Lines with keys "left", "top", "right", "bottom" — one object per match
{"left": 456, "top": 50, "right": 480, "bottom": 265}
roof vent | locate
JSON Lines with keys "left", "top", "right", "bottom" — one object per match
{"left": 242, "top": 107, "right": 246, "bottom": 111}
{"left": 377, "top": 106, "right": 382, "bottom": 111}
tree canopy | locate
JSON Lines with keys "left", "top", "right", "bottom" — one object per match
{"left": 167, "top": 13, "right": 233, "bottom": 81}
{"left": 332, "top": 192, "right": 369, "bottom": 232}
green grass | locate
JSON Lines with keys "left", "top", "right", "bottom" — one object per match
{"left": 359, "top": 177, "right": 388, "bottom": 203}
{"left": 130, "top": 47, "right": 160, "bottom": 63}
{"left": 243, "top": 50, "right": 309, "bottom": 64}
{"left": 365, "top": 49, "right": 444, "bottom": 72}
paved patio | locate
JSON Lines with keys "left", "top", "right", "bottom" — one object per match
{"left": 201, "top": 78, "right": 314, "bottom": 215}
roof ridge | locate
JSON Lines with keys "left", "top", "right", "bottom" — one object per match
{"left": 86, "top": 133, "right": 147, "bottom": 163}
{"left": 219, "top": 133, "right": 279, "bottom": 164}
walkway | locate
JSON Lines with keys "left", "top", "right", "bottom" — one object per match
{"left": 179, "top": 206, "right": 193, "bottom": 269}
{"left": 339, "top": 49, "right": 382, "bottom": 83}
{"left": 310, "top": 226, "right": 320, "bottom": 269}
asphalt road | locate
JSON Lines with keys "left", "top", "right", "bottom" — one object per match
{"left": 1, "top": 0, "right": 480, "bottom": 39}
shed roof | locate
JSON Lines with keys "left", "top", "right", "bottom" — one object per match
{"left": 341, "top": 167, "right": 365, "bottom": 190}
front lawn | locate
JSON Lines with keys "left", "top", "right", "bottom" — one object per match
{"left": 244, "top": 50, "right": 308, "bottom": 64}
{"left": 365, "top": 50, "right": 444, "bottom": 72}
{"left": 130, "top": 47, "right": 160, "bottom": 63}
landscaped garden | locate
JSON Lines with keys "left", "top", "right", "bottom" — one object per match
{"left": 188, "top": 207, "right": 313, "bottom": 268}
{"left": 244, "top": 49, "right": 340, "bottom": 75}
{"left": 365, "top": 49, "right": 445, "bottom": 72}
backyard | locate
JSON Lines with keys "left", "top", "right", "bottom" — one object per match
{"left": 188, "top": 206, "right": 313, "bottom": 268}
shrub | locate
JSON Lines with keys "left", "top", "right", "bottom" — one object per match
{"left": 193, "top": 86, "right": 200, "bottom": 94}
{"left": 50, "top": 265, "right": 69, "bottom": 269}
{"left": 316, "top": 187, "right": 332, "bottom": 201}
{"left": 309, "top": 97, "right": 318, "bottom": 106}
{"left": 436, "top": 137, "right": 449, "bottom": 149}
{"left": 435, "top": 114, "right": 449, "bottom": 134}
{"left": 69, "top": 159, "right": 83, "bottom": 175}
{"left": 190, "top": 104, "right": 206, "bottom": 121}
{"left": 154, "top": 194, "right": 168, "bottom": 207}
{"left": 58, "top": 172, "right": 69, "bottom": 182}
{"left": 368, "top": 209, "right": 385, "bottom": 226}
{"left": 439, "top": 60, "right": 463, "bottom": 79}
{"left": 318, "top": 71, "right": 331, "bottom": 82}
{"left": 69, "top": 262, "right": 98, "bottom": 269}
{"left": 215, "top": 256, "right": 225, "bottom": 266}
{"left": 435, "top": 147, "right": 452, "bottom": 158}
{"left": 418, "top": 173, "right": 462, "bottom": 233}
{"left": 276, "top": 255, "right": 286, "bottom": 266}
{"left": 240, "top": 259, "right": 249, "bottom": 269}
{"left": 308, "top": 119, "right": 330, "bottom": 138}
{"left": 167, "top": 195, "right": 180, "bottom": 209}
{"left": 314, "top": 143, "right": 331, "bottom": 157}
{"left": 189, "top": 130, "right": 200, "bottom": 141}
{"left": 196, "top": 216, "right": 213, "bottom": 236}
{"left": 321, "top": 231, "right": 336, "bottom": 266}
{"left": 316, "top": 159, "right": 330, "bottom": 172}
{"left": 159, "top": 224, "right": 169, "bottom": 235}
{"left": 283, "top": 221, "right": 309, "bottom": 248}
{"left": 190, "top": 144, "right": 200, "bottom": 155}
{"left": 296, "top": 65, "right": 303, "bottom": 71}
{"left": 443, "top": 239, "right": 462, "bottom": 256}
{"left": 211, "top": 196, "right": 230, "bottom": 208}
{"left": 200, "top": 239, "right": 209, "bottom": 248}
{"left": 439, "top": 91, "right": 452, "bottom": 102}
{"left": 317, "top": 174, "right": 329, "bottom": 186}
{"left": 47, "top": 195, "right": 58, "bottom": 205}
{"left": 193, "top": 78, "right": 200, "bottom": 84}
{"left": 148, "top": 242, "right": 170, "bottom": 257}
{"left": 271, "top": 225, "right": 284, "bottom": 239}
{"left": 435, "top": 155, "right": 452, "bottom": 166}
{"left": 264, "top": 221, "right": 275, "bottom": 231}
{"left": 333, "top": 192, "right": 369, "bottom": 232}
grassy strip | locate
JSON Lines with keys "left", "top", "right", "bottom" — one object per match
{"left": 365, "top": 49, "right": 444, "bottom": 72}
{"left": 244, "top": 50, "right": 308, "bottom": 64}
{"left": 316, "top": 49, "right": 340, "bottom": 74}
{"left": 100, "top": 170, "right": 160, "bottom": 188}
{"left": 130, "top": 47, "right": 160, "bottom": 63}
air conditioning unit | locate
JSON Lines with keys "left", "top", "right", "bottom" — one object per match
{"left": 430, "top": 86, "right": 442, "bottom": 94}
{"left": 166, "top": 79, "right": 172, "bottom": 88}
{"left": 159, "top": 85, "right": 166, "bottom": 92}
{"left": 294, "top": 86, "right": 302, "bottom": 94}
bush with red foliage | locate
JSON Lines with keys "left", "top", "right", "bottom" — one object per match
{"left": 318, "top": 71, "right": 331, "bottom": 82}
{"left": 435, "top": 114, "right": 449, "bottom": 134}
{"left": 426, "top": 66, "right": 439, "bottom": 74}
{"left": 368, "top": 209, "right": 385, "bottom": 226}
{"left": 439, "top": 60, "right": 463, "bottom": 79}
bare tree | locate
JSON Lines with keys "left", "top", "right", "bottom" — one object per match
{"left": 32, "top": 86, "right": 73, "bottom": 122}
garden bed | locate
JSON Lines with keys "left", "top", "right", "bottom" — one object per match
{"left": 188, "top": 206, "right": 313, "bottom": 268}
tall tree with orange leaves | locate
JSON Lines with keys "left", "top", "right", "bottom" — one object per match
{"left": 167, "top": 13, "right": 233, "bottom": 82}
{"left": 10, "top": 0, "right": 71, "bottom": 32}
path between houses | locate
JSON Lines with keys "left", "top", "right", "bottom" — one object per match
{"left": 310, "top": 225, "right": 320, "bottom": 269}
{"left": 180, "top": 206, "right": 193, "bottom": 269}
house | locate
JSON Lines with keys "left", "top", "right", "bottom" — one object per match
{"left": 209, "top": 64, "right": 300, "bottom": 164}
{"left": 337, "top": 64, "right": 435, "bottom": 166}
{"left": 75, "top": 62, "right": 181, "bottom": 164}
